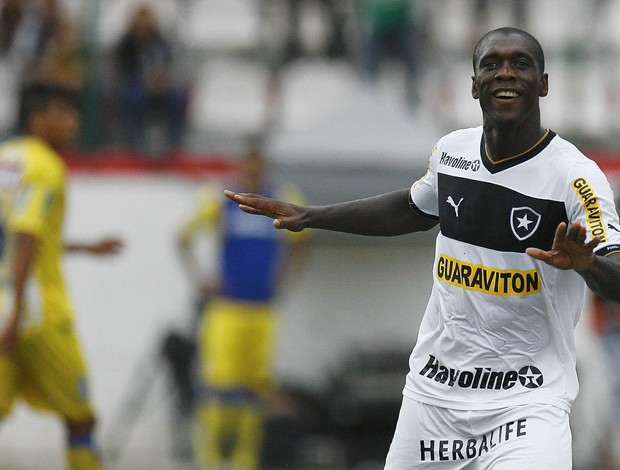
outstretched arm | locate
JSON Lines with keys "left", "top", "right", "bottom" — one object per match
{"left": 177, "top": 234, "right": 220, "bottom": 298}
{"left": 224, "top": 188, "right": 438, "bottom": 236}
{"left": 526, "top": 222, "right": 620, "bottom": 302}
{"left": 64, "top": 237, "right": 124, "bottom": 256}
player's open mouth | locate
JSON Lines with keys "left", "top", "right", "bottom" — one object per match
{"left": 493, "top": 90, "right": 520, "bottom": 99}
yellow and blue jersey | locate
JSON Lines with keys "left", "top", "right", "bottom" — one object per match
{"left": 180, "top": 180, "right": 307, "bottom": 303}
{"left": 0, "top": 136, "right": 73, "bottom": 328}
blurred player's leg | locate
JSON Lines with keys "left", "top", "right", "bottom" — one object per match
{"left": 19, "top": 327, "right": 105, "bottom": 470}
{"left": 196, "top": 402, "right": 234, "bottom": 468}
{"left": 195, "top": 301, "right": 276, "bottom": 470}
{"left": 0, "top": 352, "right": 17, "bottom": 418}
{"left": 230, "top": 404, "right": 263, "bottom": 470}
{"left": 67, "top": 429, "right": 104, "bottom": 470}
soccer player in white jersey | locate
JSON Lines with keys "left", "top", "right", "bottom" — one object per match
{"left": 224, "top": 27, "right": 620, "bottom": 469}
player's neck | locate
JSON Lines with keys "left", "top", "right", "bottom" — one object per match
{"left": 28, "top": 131, "right": 65, "bottom": 153}
{"left": 483, "top": 123, "right": 547, "bottom": 163}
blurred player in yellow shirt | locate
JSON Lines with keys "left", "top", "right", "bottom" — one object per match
{"left": 178, "top": 147, "right": 310, "bottom": 469}
{"left": 0, "top": 83, "right": 121, "bottom": 470}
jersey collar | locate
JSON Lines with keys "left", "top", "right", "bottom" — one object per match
{"left": 480, "top": 130, "right": 556, "bottom": 174}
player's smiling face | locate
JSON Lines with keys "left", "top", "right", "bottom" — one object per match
{"left": 471, "top": 32, "right": 548, "bottom": 127}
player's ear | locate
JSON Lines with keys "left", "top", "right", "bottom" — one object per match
{"left": 471, "top": 76, "right": 479, "bottom": 99}
{"left": 539, "top": 73, "right": 549, "bottom": 97}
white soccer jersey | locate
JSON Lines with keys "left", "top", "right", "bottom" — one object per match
{"left": 407, "top": 126, "right": 620, "bottom": 413}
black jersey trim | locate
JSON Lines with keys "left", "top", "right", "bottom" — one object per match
{"left": 409, "top": 193, "right": 439, "bottom": 220}
{"left": 596, "top": 245, "right": 620, "bottom": 257}
{"left": 438, "top": 173, "right": 568, "bottom": 253}
{"left": 480, "top": 130, "right": 557, "bottom": 174}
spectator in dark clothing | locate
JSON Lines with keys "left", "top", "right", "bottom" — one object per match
{"left": 358, "top": 0, "right": 419, "bottom": 105}
{"left": 0, "top": 0, "right": 59, "bottom": 81}
{"left": 113, "top": 4, "right": 185, "bottom": 156}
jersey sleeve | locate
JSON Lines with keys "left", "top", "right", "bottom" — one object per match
{"left": 566, "top": 161, "right": 620, "bottom": 257}
{"left": 409, "top": 137, "right": 445, "bottom": 219}
{"left": 178, "top": 181, "right": 223, "bottom": 240}
{"left": 8, "top": 161, "right": 59, "bottom": 237}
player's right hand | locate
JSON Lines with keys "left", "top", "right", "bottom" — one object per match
{"left": 224, "top": 190, "right": 306, "bottom": 232}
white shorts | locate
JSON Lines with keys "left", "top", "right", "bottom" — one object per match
{"left": 384, "top": 396, "right": 572, "bottom": 469}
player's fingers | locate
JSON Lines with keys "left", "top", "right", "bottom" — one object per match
{"left": 225, "top": 190, "right": 257, "bottom": 204}
{"left": 274, "top": 217, "right": 301, "bottom": 232}
{"left": 565, "top": 223, "right": 582, "bottom": 241}
{"left": 576, "top": 230, "right": 587, "bottom": 244}
{"left": 225, "top": 190, "right": 266, "bottom": 201}
{"left": 554, "top": 222, "right": 568, "bottom": 239}
{"left": 238, "top": 204, "right": 267, "bottom": 216}
{"left": 584, "top": 236, "right": 601, "bottom": 251}
{"left": 571, "top": 225, "right": 587, "bottom": 243}
{"left": 229, "top": 192, "right": 275, "bottom": 213}
{"left": 525, "top": 247, "right": 545, "bottom": 260}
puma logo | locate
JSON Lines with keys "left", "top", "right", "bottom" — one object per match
{"left": 609, "top": 223, "right": 620, "bottom": 233}
{"left": 446, "top": 196, "right": 463, "bottom": 217}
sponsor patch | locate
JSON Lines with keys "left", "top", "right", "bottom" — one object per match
{"left": 436, "top": 254, "right": 541, "bottom": 296}
{"left": 572, "top": 177, "right": 608, "bottom": 243}
{"left": 439, "top": 152, "right": 480, "bottom": 172}
{"left": 419, "top": 354, "right": 544, "bottom": 391}
{"left": 420, "top": 418, "right": 527, "bottom": 462}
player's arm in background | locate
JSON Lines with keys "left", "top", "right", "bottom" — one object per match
{"left": 64, "top": 236, "right": 123, "bottom": 256}
{"left": 177, "top": 182, "right": 222, "bottom": 298}
{"left": 224, "top": 188, "right": 438, "bottom": 236}
{"left": 0, "top": 232, "right": 37, "bottom": 353}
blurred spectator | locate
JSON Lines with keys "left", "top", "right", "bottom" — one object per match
{"left": 0, "top": 0, "right": 65, "bottom": 137}
{"left": 473, "top": 0, "right": 527, "bottom": 27}
{"left": 112, "top": 4, "right": 185, "bottom": 157}
{"left": 0, "top": 0, "right": 23, "bottom": 54}
{"left": 34, "top": 21, "right": 84, "bottom": 93}
{"left": 470, "top": 0, "right": 528, "bottom": 50}
{"left": 282, "top": 0, "right": 349, "bottom": 62}
{"left": 357, "top": 0, "right": 419, "bottom": 104}
{"left": 0, "top": 0, "right": 59, "bottom": 82}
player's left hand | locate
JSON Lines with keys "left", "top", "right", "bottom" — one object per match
{"left": 526, "top": 222, "right": 600, "bottom": 271}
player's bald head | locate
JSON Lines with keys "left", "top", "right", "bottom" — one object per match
{"left": 473, "top": 27, "right": 545, "bottom": 75}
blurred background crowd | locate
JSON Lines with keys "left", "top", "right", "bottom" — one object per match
{"left": 2, "top": 1, "right": 620, "bottom": 469}
{"left": 0, "top": 0, "right": 619, "bottom": 159}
